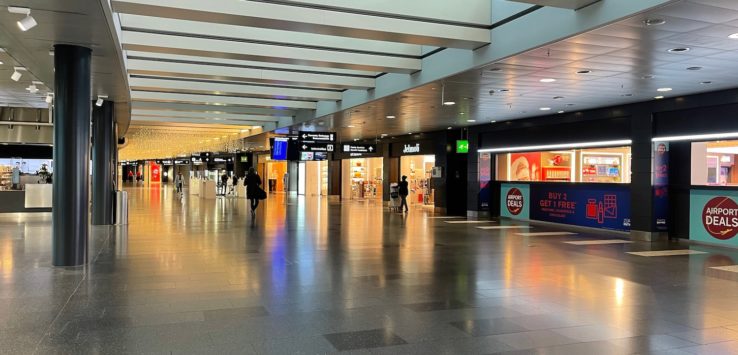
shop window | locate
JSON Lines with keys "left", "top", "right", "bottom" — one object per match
{"left": 495, "top": 146, "right": 631, "bottom": 183}
{"left": 691, "top": 140, "right": 738, "bottom": 186}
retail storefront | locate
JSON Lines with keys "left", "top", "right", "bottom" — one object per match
{"left": 392, "top": 141, "right": 437, "bottom": 208}
{"left": 335, "top": 143, "right": 383, "bottom": 200}
{"left": 488, "top": 142, "right": 633, "bottom": 232}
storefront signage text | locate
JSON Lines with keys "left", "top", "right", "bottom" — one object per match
{"left": 403, "top": 143, "right": 420, "bottom": 154}
{"left": 690, "top": 190, "right": 738, "bottom": 247}
{"left": 506, "top": 188, "right": 524, "bottom": 215}
{"left": 298, "top": 131, "right": 336, "bottom": 153}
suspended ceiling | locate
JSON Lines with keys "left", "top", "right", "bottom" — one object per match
{"left": 286, "top": 0, "right": 738, "bottom": 142}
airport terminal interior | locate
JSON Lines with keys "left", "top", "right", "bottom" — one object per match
{"left": 6, "top": 0, "right": 738, "bottom": 353}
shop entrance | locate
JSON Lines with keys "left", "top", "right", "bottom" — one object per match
{"left": 400, "top": 155, "right": 435, "bottom": 207}
{"left": 342, "top": 158, "right": 383, "bottom": 200}
{"left": 264, "top": 160, "right": 288, "bottom": 193}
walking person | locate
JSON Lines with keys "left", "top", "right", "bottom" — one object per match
{"left": 175, "top": 172, "right": 184, "bottom": 195}
{"left": 220, "top": 172, "right": 229, "bottom": 196}
{"left": 398, "top": 175, "right": 409, "bottom": 213}
{"left": 245, "top": 167, "right": 263, "bottom": 217}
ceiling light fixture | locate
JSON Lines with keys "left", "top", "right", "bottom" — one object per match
{"left": 11, "top": 67, "right": 24, "bottom": 81}
{"left": 490, "top": 120, "right": 496, "bottom": 123}
{"left": 467, "top": 119, "right": 476, "bottom": 123}
{"left": 553, "top": 96, "right": 564, "bottom": 100}
{"left": 558, "top": 111, "right": 565, "bottom": 114}
{"left": 657, "top": 88, "right": 672, "bottom": 92}
{"left": 641, "top": 75, "right": 654, "bottom": 79}
{"left": 443, "top": 101, "right": 456, "bottom": 106}
{"left": 654, "top": 96, "right": 664, "bottom": 99}
{"left": 8, "top": 7, "right": 37, "bottom": 31}
{"left": 385, "top": 115, "right": 395, "bottom": 119}
{"left": 653, "top": 132, "right": 738, "bottom": 142}
{"left": 26, "top": 84, "right": 38, "bottom": 94}
{"left": 540, "top": 107, "right": 551, "bottom": 111}
{"left": 478, "top": 139, "right": 633, "bottom": 153}
{"left": 347, "top": 125, "right": 355, "bottom": 128}
{"left": 576, "top": 70, "right": 591, "bottom": 74}
{"left": 701, "top": 81, "right": 712, "bottom": 84}
{"left": 644, "top": 18, "right": 666, "bottom": 26}
{"left": 539, "top": 78, "right": 556, "bottom": 83}
{"left": 729, "top": 33, "right": 738, "bottom": 39}
{"left": 686, "top": 66, "right": 702, "bottom": 71}
{"left": 45, "top": 93, "right": 53, "bottom": 104}
{"left": 95, "top": 95, "right": 108, "bottom": 107}
{"left": 353, "top": 138, "right": 359, "bottom": 142}
{"left": 667, "top": 47, "right": 690, "bottom": 53}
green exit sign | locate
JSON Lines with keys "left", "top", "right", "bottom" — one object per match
{"left": 456, "top": 140, "right": 469, "bottom": 153}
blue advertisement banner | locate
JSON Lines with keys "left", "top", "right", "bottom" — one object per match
{"left": 500, "top": 183, "right": 530, "bottom": 220}
{"left": 690, "top": 189, "right": 738, "bottom": 247}
{"left": 653, "top": 142, "right": 669, "bottom": 231}
{"left": 529, "top": 184, "right": 631, "bottom": 231}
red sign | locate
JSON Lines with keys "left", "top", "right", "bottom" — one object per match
{"left": 702, "top": 196, "right": 738, "bottom": 240}
{"left": 510, "top": 152, "right": 541, "bottom": 181}
{"left": 150, "top": 163, "right": 161, "bottom": 182}
{"left": 506, "top": 188, "right": 524, "bottom": 215}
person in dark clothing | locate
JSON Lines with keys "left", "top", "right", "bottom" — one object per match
{"left": 231, "top": 175, "right": 239, "bottom": 196}
{"left": 220, "top": 173, "right": 229, "bottom": 196}
{"left": 398, "top": 175, "right": 409, "bottom": 212}
{"left": 245, "top": 167, "right": 263, "bottom": 217}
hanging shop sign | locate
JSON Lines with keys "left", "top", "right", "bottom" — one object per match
{"left": 690, "top": 190, "right": 738, "bottom": 247}
{"left": 298, "top": 131, "right": 336, "bottom": 153}
{"left": 499, "top": 183, "right": 631, "bottom": 231}
{"left": 155, "top": 159, "right": 173, "bottom": 165}
{"left": 391, "top": 141, "right": 434, "bottom": 156}
{"left": 341, "top": 144, "right": 378, "bottom": 157}
{"left": 174, "top": 159, "right": 190, "bottom": 165}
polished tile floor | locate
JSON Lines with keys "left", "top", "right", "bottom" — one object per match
{"left": 4, "top": 186, "right": 738, "bottom": 354}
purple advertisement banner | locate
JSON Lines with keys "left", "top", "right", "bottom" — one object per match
{"left": 653, "top": 142, "right": 669, "bottom": 231}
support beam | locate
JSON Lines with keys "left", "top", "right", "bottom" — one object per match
{"left": 131, "top": 91, "right": 317, "bottom": 110}
{"left": 92, "top": 100, "right": 116, "bottom": 225}
{"left": 131, "top": 101, "right": 297, "bottom": 117}
{"left": 508, "top": 0, "right": 601, "bottom": 10}
{"left": 129, "top": 77, "right": 342, "bottom": 101}
{"left": 131, "top": 116, "right": 276, "bottom": 130}
{"left": 131, "top": 109, "right": 288, "bottom": 122}
{"left": 121, "top": 31, "right": 421, "bottom": 73}
{"left": 127, "top": 59, "right": 375, "bottom": 90}
{"left": 112, "top": 0, "right": 490, "bottom": 49}
{"left": 52, "top": 44, "right": 92, "bottom": 267}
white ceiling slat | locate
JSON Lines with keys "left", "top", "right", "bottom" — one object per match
{"left": 126, "top": 59, "right": 376, "bottom": 89}
{"left": 121, "top": 31, "right": 421, "bottom": 73}
{"left": 131, "top": 116, "right": 270, "bottom": 127}
{"left": 131, "top": 91, "right": 317, "bottom": 110}
{"left": 112, "top": 0, "right": 490, "bottom": 49}
{"left": 129, "top": 77, "right": 342, "bottom": 101}
{"left": 120, "top": 14, "right": 423, "bottom": 57}
{"left": 131, "top": 109, "right": 287, "bottom": 122}
{"left": 125, "top": 51, "right": 380, "bottom": 77}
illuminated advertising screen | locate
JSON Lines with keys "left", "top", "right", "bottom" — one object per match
{"left": 271, "top": 138, "right": 289, "bottom": 160}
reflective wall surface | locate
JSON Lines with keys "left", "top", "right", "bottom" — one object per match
{"left": 2, "top": 187, "right": 738, "bottom": 353}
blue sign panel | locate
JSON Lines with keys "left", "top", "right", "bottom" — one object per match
{"left": 529, "top": 184, "right": 631, "bottom": 231}
{"left": 271, "top": 138, "right": 288, "bottom": 160}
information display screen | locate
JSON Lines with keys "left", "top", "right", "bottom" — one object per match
{"left": 271, "top": 138, "right": 289, "bottom": 160}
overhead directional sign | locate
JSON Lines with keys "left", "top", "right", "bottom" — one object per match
{"left": 299, "top": 131, "right": 336, "bottom": 153}
{"left": 342, "top": 144, "right": 377, "bottom": 156}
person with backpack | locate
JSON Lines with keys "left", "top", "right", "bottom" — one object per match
{"left": 398, "top": 175, "right": 409, "bottom": 213}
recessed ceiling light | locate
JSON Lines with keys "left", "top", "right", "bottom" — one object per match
{"left": 490, "top": 120, "right": 496, "bottom": 123}
{"left": 347, "top": 125, "right": 355, "bottom": 128}
{"left": 467, "top": 119, "right": 476, "bottom": 123}
{"left": 566, "top": 103, "right": 575, "bottom": 107}
{"left": 667, "top": 47, "right": 690, "bottom": 53}
{"left": 686, "top": 66, "right": 702, "bottom": 71}
{"left": 460, "top": 112, "right": 465, "bottom": 115}
{"left": 558, "top": 111, "right": 565, "bottom": 114}
{"left": 701, "top": 81, "right": 712, "bottom": 84}
{"left": 385, "top": 115, "right": 395, "bottom": 119}
{"left": 622, "top": 93, "right": 633, "bottom": 97}
{"left": 539, "top": 78, "right": 556, "bottom": 83}
{"left": 539, "top": 107, "right": 551, "bottom": 111}
{"left": 443, "top": 101, "right": 456, "bottom": 106}
{"left": 729, "top": 33, "right": 738, "bottom": 39}
{"left": 654, "top": 96, "right": 664, "bottom": 99}
{"left": 353, "top": 138, "right": 359, "bottom": 141}
{"left": 644, "top": 18, "right": 666, "bottom": 26}
{"left": 576, "top": 70, "right": 591, "bottom": 74}
{"left": 488, "top": 67, "right": 502, "bottom": 72}
{"left": 447, "top": 127, "right": 452, "bottom": 130}
{"left": 657, "top": 87, "right": 672, "bottom": 92}
{"left": 408, "top": 132, "right": 413, "bottom": 135}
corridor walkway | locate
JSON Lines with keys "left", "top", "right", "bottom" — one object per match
{"left": 2, "top": 187, "right": 738, "bottom": 354}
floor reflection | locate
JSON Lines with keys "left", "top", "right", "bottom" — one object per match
{"left": 1, "top": 188, "right": 738, "bottom": 353}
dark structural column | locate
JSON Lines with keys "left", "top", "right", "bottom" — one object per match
{"left": 92, "top": 100, "right": 115, "bottom": 225}
{"left": 629, "top": 112, "right": 666, "bottom": 242}
{"left": 52, "top": 45, "right": 92, "bottom": 266}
